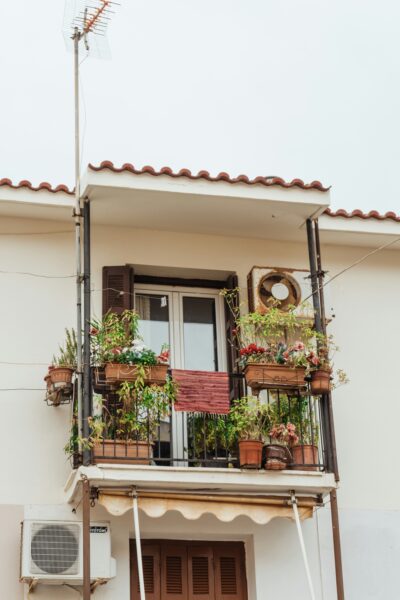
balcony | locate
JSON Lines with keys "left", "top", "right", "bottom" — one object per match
{"left": 63, "top": 367, "right": 336, "bottom": 505}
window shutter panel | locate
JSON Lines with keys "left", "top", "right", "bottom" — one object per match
{"left": 214, "top": 544, "right": 247, "bottom": 600}
{"left": 224, "top": 274, "right": 244, "bottom": 401}
{"left": 102, "top": 265, "right": 134, "bottom": 315}
{"left": 188, "top": 545, "right": 214, "bottom": 600}
{"left": 130, "top": 542, "right": 161, "bottom": 600}
{"left": 161, "top": 543, "right": 188, "bottom": 600}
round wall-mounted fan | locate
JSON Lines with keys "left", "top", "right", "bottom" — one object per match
{"left": 258, "top": 271, "right": 301, "bottom": 311}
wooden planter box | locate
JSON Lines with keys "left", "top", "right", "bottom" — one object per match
{"left": 92, "top": 439, "right": 153, "bottom": 465}
{"left": 244, "top": 363, "right": 306, "bottom": 391}
{"left": 104, "top": 363, "right": 169, "bottom": 385}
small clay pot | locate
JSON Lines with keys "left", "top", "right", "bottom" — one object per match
{"left": 291, "top": 445, "right": 319, "bottom": 471}
{"left": 238, "top": 440, "right": 263, "bottom": 469}
{"left": 310, "top": 369, "right": 331, "bottom": 395}
{"left": 49, "top": 366, "right": 74, "bottom": 387}
{"left": 264, "top": 444, "right": 292, "bottom": 471}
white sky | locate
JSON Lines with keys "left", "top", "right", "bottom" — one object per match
{"left": 1, "top": 0, "right": 400, "bottom": 212}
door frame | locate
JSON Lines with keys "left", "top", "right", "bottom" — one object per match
{"left": 134, "top": 284, "right": 227, "bottom": 372}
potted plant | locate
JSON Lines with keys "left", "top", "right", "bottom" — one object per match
{"left": 46, "top": 328, "right": 77, "bottom": 388}
{"left": 90, "top": 310, "right": 169, "bottom": 385}
{"left": 265, "top": 422, "right": 298, "bottom": 470}
{"left": 221, "top": 290, "right": 314, "bottom": 391}
{"left": 91, "top": 375, "right": 176, "bottom": 465}
{"left": 227, "top": 396, "right": 272, "bottom": 469}
{"left": 306, "top": 334, "right": 348, "bottom": 395}
{"left": 285, "top": 396, "right": 320, "bottom": 471}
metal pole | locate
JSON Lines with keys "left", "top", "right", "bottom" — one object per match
{"left": 83, "top": 199, "right": 91, "bottom": 466}
{"left": 82, "top": 477, "right": 91, "bottom": 599}
{"left": 73, "top": 28, "right": 84, "bottom": 449}
{"left": 290, "top": 492, "right": 316, "bottom": 600}
{"left": 314, "top": 220, "right": 345, "bottom": 599}
{"left": 132, "top": 493, "right": 146, "bottom": 600}
{"left": 306, "top": 218, "right": 322, "bottom": 333}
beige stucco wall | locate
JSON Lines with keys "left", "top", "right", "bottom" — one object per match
{"left": 0, "top": 214, "right": 399, "bottom": 598}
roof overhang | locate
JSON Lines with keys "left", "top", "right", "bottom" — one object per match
{"left": 319, "top": 213, "right": 400, "bottom": 248}
{"left": 79, "top": 167, "right": 330, "bottom": 241}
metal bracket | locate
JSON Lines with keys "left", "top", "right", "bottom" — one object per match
{"left": 91, "top": 578, "right": 108, "bottom": 593}
{"left": 26, "top": 578, "right": 38, "bottom": 593}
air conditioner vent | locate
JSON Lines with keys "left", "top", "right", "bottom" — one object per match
{"left": 30, "top": 523, "right": 80, "bottom": 575}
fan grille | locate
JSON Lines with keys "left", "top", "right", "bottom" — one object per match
{"left": 30, "top": 523, "right": 80, "bottom": 575}
{"left": 258, "top": 271, "right": 301, "bottom": 311}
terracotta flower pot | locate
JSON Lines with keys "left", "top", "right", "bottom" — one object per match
{"left": 48, "top": 366, "right": 74, "bottom": 387}
{"left": 104, "top": 363, "right": 168, "bottom": 385}
{"left": 291, "top": 445, "right": 319, "bottom": 471}
{"left": 244, "top": 363, "right": 306, "bottom": 391}
{"left": 92, "top": 439, "right": 153, "bottom": 465}
{"left": 310, "top": 369, "right": 331, "bottom": 395}
{"left": 238, "top": 440, "right": 263, "bottom": 469}
{"left": 264, "top": 444, "right": 292, "bottom": 471}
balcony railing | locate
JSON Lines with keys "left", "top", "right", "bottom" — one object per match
{"left": 71, "top": 369, "right": 328, "bottom": 472}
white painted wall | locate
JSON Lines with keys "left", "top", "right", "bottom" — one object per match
{"left": 0, "top": 215, "right": 399, "bottom": 598}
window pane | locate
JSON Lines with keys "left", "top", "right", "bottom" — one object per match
{"left": 136, "top": 293, "right": 169, "bottom": 354}
{"left": 183, "top": 297, "right": 218, "bottom": 371}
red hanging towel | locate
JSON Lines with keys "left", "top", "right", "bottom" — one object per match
{"left": 171, "top": 369, "right": 230, "bottom": 415}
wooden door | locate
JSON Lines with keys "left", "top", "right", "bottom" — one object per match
{"left": 131, "top": 540, "right": 247, "bottom": 600}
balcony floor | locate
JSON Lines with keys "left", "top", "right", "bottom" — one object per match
{"left": 65, "top": 464, "right": 336, "bottom": 504}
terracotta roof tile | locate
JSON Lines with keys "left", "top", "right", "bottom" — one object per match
{"left": 88, "top": 160, "right": 330, "bottom": 192}
{"left": 0, "top": 177, "right": 73, "bottom": 195}
{"left": 324, "top": 207, "right": 400, "bottom": 223}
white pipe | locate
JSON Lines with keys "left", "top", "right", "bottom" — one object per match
{"left": 133, "top": 495, "right": 146, "bottom": 600}
{"left": 291, "top": 492, "right": 316, "bottom": 600}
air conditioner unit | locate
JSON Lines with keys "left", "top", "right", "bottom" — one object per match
{"left": 247, "top": 266, "right": 314, "bottom": 319}
{"left": 20, "top": 520, "right": 116, "bottom": 585}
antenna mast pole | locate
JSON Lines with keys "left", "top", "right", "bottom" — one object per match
{"left": 73, "top": 27, "right": 84, "bottom": 458}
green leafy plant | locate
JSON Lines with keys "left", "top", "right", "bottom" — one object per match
{"left": 52, "top": 328, "right": 77, "bottom": 368}
{"left": 226, "top": 396, "right": 274, "bottom": 444}
{"left": 90, "top": 309, "right": 169, "bottom": 366}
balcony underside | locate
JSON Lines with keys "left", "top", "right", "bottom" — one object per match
{"left": 65, "top": 464, "right": 336, "bottom": 505}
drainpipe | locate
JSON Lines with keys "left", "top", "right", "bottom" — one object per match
{"left": 83, "top": 198, "right": 91, "bottom": 466}
{"left": 306, "top": 218, "right": 345, "bottom": 600}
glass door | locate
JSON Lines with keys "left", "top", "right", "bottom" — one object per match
{"left": 135, "top": 285, "right": 226, "bottom": 463}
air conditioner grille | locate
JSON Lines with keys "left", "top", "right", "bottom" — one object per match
{"left": 30, "top": 523, "right": 80, "bottom": 575}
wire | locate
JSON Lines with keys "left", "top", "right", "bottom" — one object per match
{"left": 0, "top": 269, "right": 75, "bottom": 279}
{"left": 0, "top": 361, "right": 49, "bottom": 366}
{"left": 301, "top": 234, "right": 400, "bottom": 306}
{"left": 0, "top": 388, "right": 46, "bottom": 391}
{"left": 0, "top": 230, "right": 73, "bottom": 236}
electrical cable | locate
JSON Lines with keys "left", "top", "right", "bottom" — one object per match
{"left": 0, "top": 230, "right": 73, "bottom": 236}
{"left": 0, "top": 269, "right": 75, "bottom": 279}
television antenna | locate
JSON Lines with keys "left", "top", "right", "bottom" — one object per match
{"left": 62, "top": 0, "right": 120, "bottom": 478}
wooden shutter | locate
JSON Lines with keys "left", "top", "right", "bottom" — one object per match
{"left": 102, "top": 265, "right": 134, "bottom": 314}
{"left": 213, "top": 543, "right": 247, "bottom": 600}
{"left": 188, "top": 545, "right": 214, "bottom": 600}
{"left": 161, "top": 543, "right": 188, "bottom": 600}
{"left": 131, "top": 541, "right": 161, "bottom": 600}
{"left": 224, "top": 274, "right": 244, "bottom": 401}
